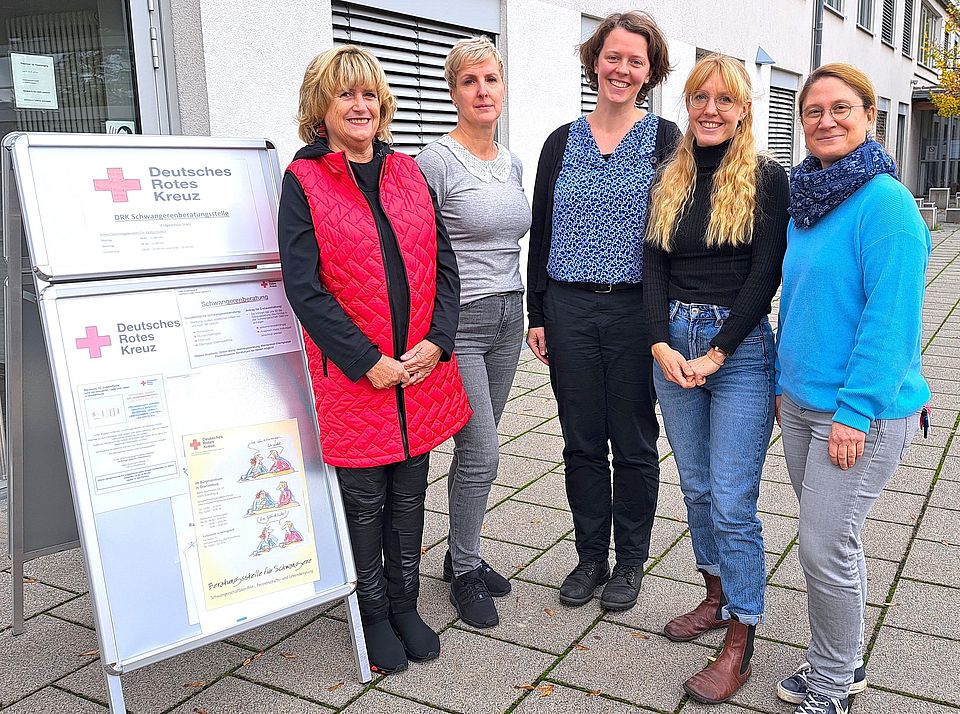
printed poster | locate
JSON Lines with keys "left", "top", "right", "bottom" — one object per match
{"left": 183, "top": 418, "right": 319, "bottom": 610}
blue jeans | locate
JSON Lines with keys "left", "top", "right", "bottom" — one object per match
{"left": 653, "top": 301, "right": 775, "bottom": 625}
{"left": 447, "top": 292, "right": 524, "bottom": 575}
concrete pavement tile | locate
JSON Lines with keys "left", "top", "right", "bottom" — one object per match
{"left": 425, "top": 476, "right": 449, "bottom": 513}
{"left": 498, "top": 411, "right": 551, "bottom": 437}
{"left": 511, "top": 369, "right": 551, "bottom": 390}
{"left": 848, "top": 687, "right": 960, "bottom": 713}
{"left": 419, "top": 536, "right": 540, "bottom": 583}
{"left": 494, "top": 454, "right": 556, "bottom": 488}
{"left": 380, "top": 628, "right": 555, "bottom": 712}
{"left": 57, "top": 641, "right": 249, "bottom": 713}
{"left": 683, "top": 700, "right": 779, "bottom": 713}
{"left": 885, "top": 465, "right": 937, "bottom": 495}
{"left": 514, "top": 683, "right": 644, "bottom": 712}
{"left": 648, "top": 539, "right": 701, "bottom": 585}
{"left": 428, "top": 453, "right": 451, "bottom": 482}
{"left": 902, "top": 539, "right": 960, "bottom": 587}
{"left": 868, "top": 626, "right": 960, "bottom": 706}
{"left": 533, "top": 417, "right": 562, "bottom": 436}
{"left": 434, "top": 437, "right": 455, "bottom": 454}
{"left": 0, "top": 570, "right": 79, "bottom": 630}
{"left": 517, "top": 356, "right": 550, "bottom": 375}
{"left": 658, "top": 456, "right": 680, "bottom": 485}
{"left": 768, "top": 437, "right": 786, "bottom": 458}
{"left": 517, "top": 538, "right": 598, "bottom": 589}
{"left": 422, "top": 510, "right": 448, "bottom": 549}
{"left": 170, "top": 675, "right": 330, "bottom": 713}
{"left": 515, "top": 471, "right": 570, "bottom": 511}
{"left": 649, "top": 517, "right": 689, "bottom": 560}
{"left": 902, "top": 444, "right": 947, "bottom": 471}
{"left": 930, "top": 477, "right": 960, "bottom": 509}
{"left": 885, "top": 579, "right": 960, "bottom": 639}
{"left": 551, "top": 621, "right": 708, "bottom": 710}
{"left": 758, "top": 481, "right": 799, "bottom": 519}
{"left": 408, "top": 574, "right": 460, "bottom": 632}
{"left": 23, "top": 547, "right": 89, "bottom": 593}
{"left": 504, "top": 394, "right": 559, "bottom": 419}
{"left": 726, "top": 640, "right": 806, "bottom": 712}
{"left": 656, "top": 482, "right": 688, "bottom": 522}
{"left": 224, "top": 604, "right": 324, "bottom": 651}
{"left": 239, "top": 616, "right": 367, "bottom": 706}
{"left": 759, "top": 512, "right": 798, "bottom": 555}
{"left": 0, "top": 615, "right": 98, "bottom": 707}
{"left": 500, "top": 431, "right": 566, "bottom": 461}
{"left": 861, "top": 519, "right": 914, "bottom": 562}
{"left": 940, "top": 457, "right": 960, "bottom": 482}
{"left": 762, "top": 586, "right": 880, "bottom": 648}
{"left": 458, "top": 579, "right": 600, "bottom": 654}
{"left": 916, "top": 506, "right": 960, "bottom": 544}
{"left": 483, "top": 500, "right": 572, "bottom": 549}
{"left": 604, "top": 574, "right": 724, "bottom": 648}
{"left": 343, "top": 689, "right": 445, "bottom": 713}
{"left": 868, "top": 489, "right": 926, "bottom": 526}
{"left": 761, "top": 454, "right": 793, "bottom": 485}
{"left": 2, "top": 687, "right": 108, "bottom": 713}
{"left": 49, "top": 593, "right": 96, "bottom": 629}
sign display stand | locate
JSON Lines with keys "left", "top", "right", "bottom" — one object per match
{"left": 3, "top": 133, "right": 371, "bottom": 712}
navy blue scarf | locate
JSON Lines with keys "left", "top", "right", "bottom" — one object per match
{"left": 788, "top": 140, "right": 898, "bottom": 229}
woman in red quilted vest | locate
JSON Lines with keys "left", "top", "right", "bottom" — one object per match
{"left": 278, "top": 45, "right": 472, "bottom": 675}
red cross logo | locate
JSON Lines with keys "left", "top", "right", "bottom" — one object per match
{"left": 190, "top": 439, "right": 202, "bottom": 450}
{"left": 93, "top": 168, "right": 141, "bottom": 202}
{"left": 260, "top": 281, "right": 269, "bottom": 288}
{"left": 75, "top": 326, "right": 112, "bottom": 358}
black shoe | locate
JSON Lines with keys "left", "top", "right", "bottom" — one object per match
{"left": 559, "top": 559, "right": 610, "bottom": 607}
{"left": 442, "top": 550, "right": 512, "bottom": 597}
{"left": 449, "top": 566, "right": 499, "bottom": 628}
{"left": 599, "top": 563, "right": 643, "bottom": 611}
{"left": 777, "top": 661, "right": 867, "bottom": 704}
{"left": 389, "top": 609, "right": 440, "bottom": 662}
{"left": 362, "top": 618, "right": 408, "bottom": 674}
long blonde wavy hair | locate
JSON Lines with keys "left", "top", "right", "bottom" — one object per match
{"left": 647, "top": 54, "right": 758, "bottom": 251}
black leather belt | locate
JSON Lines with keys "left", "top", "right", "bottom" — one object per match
{"left": 558, "top": 281, "right": 641, "bottom": 294}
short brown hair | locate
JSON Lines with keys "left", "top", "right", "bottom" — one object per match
{"left": 444, "top": 36, "right": 504, "bottom": 90}
{"left": 579, "top": 12, "right": 671, "bottom": 105}
{"left": 296, "top": 45, "right": 397, "bottom": 144}
{"left": 798, "top": 62, "right": 877, "bottom": 113}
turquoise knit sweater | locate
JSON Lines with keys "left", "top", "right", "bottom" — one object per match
{"left": 776, "top": 173, "right": 931, "bottom": 433}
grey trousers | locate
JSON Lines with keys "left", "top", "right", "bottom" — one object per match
{"left": 447, "top": 292, "right": 524, "bottom": 576}
{"left": 780, "top": 393, "right": 917, "bottom": 698}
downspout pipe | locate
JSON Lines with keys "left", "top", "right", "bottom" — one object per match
{"left": 812, "top": 0, "right": 825, "bottom": 70}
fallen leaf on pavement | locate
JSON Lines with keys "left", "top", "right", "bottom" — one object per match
{"left": 22, "top": 577, "right": 37, "bottom": 584}
{"left": 183, "top": 681, "right": 207, "bottom": 689}
{"left": 326, "top": 681, "right": 344, "bottom": 692}
{"left": 192, "top": 707, "right": 209, "bottom": 714}
{"left": 420, "top": 546, "right": 428, "bottom": 555}
{"left": 79, "top": 648, "right": 99, "bottom": 657}
{"left": 537, "top": 683, "right": 555, "bottom": 698}
{"left": 543, "top": 607, "right": 557, "bottom": 617}
{"left": 588, "top": 689, "right": 603, "bottom": 696}
{"left": 574, "top": 644, "right": 590, "bottom": 651}
{"left": 279, "top": 651, "right": 298, "bottom": 660}
{"left": 514, "top": 683, "right": 536, "bottom": 691}
{"left": 241, "top": 651, "right": 265, "bottom": 666}
{"left": 630, "top": 632, "right": 649, "bottom": 640}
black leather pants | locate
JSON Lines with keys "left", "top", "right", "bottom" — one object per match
{"left": 337, "top": 453, "right": 429, "bottom": 623}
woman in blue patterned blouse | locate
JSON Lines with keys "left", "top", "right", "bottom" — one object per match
{"left": 526, "top": 11, "right": 680, "bottom": 612}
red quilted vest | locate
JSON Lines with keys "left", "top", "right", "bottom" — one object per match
{"left": 287, "top": 149, "right": 471, "bottom": 468}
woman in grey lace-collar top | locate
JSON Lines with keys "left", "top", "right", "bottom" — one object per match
{"left": 416, "top": 36, "right": 531, "bottom": 631}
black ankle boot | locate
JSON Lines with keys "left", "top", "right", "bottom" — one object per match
{"left": 363, "top": 618, "right": 408, "bottom": 674}
{"left": 389, "top": 609, "right": 440, "bottom": 662}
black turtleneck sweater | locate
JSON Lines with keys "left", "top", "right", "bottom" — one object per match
{"left": 643, "top": 140, "right": 790, "bottom": 354}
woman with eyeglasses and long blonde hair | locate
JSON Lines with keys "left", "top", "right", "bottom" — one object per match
{"left": 643, "top": 54, "right": 789, "bottom": 703}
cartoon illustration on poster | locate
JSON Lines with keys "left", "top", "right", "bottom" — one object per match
{"left": 183, "top": 418, "right": 319, "bottom": 610}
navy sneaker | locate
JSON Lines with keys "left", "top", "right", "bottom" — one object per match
{"left": 777, "top": 661, "right": 866, "bottom": 704}
{"left": 794, "top": 691, "right": 849, "bottom": 714}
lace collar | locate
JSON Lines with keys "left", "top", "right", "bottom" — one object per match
{"left": 438, "top": 134, "right": 512, "bottom": 183}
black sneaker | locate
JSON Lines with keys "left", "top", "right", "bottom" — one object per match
{"left": 389, "top": 609, "right": 440, "bottom": 662}
{"left": 794, "top": 691, "right": 849, "bottom": 714}
{"left": 449, "top": 566, "right": 499, "bottom": 628}
{"left": 777, "top": 661, "right": 867, "bottom": 704}
{"left": 559, "top": 560, "right": 610, "bottom": 607}
{"left": 362, "top": 619, "right": 408, "bottom": 675}
{"left": 442, "top": 550, "right": 512, "bottom": 597}
{"left": 599, "top": 563, "right": 643, "bottom": 611}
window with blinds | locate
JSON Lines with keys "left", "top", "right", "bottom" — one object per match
{"left": 331, "top": 2, "right": 493, "bottom": 154}
{"left": 826, "top": 0, "right": 843, "bottom": 12}
{"left": 768, "top": 86, "right": 797, "bottom": 169}
{"left": 876, "top": 109, "right": 889, "bottom": 146}
{"left": 858, "top": 0, "right": 875, "bottom": 30}
{"left": 903, "top": 0, "right": 915, "bottom": 56}
{"left": 881, "top": 0, "right": 896, "bottom": 45}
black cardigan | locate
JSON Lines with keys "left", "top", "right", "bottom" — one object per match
{"left": 526, "top": 116, "right": 682, "bottom": 328}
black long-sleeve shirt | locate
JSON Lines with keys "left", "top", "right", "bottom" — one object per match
{"left": 643, "top": 140, "right": 790, "bottom": 354}
{"left": 278, "top": 141, "right": 460, "bottom": 382}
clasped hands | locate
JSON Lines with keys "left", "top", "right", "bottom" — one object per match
{"left": 364, "top": 339, "right": 442, "bottom": 389}
{"left": 651, "top": 342, "right": 721, "bottom": 389}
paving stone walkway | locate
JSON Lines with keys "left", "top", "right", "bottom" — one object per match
{"left": 2, "top": 226, "right": 959, "bottom": 713}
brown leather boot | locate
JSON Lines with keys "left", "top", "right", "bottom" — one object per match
{"left": 663, "top": 572, "right": 729, "bottom": 642}
{"left": 682, "top": 619, "right": 755, "bottom": 704}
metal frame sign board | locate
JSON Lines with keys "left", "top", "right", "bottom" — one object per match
{"left": 8, "top": 133, "right": 281, "bottom": 281}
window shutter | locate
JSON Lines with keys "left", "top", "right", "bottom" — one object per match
{"left": 881, "top": 0, "right": 896, "bottom": 44}
{"left": 332, "top": 1, "right": 493, "bottom": 155}
{"left": 876, "top": 109, "right": 889, "bottom": 146}
{"left": 903, "top": 0, "right": 915, "bottom": 56}
{"left": 768, "top": 86, "right": 797, "bottom": 169}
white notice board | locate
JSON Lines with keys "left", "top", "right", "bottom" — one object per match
{"left": 39, "top": 269, "right": 352, "bottom": 667}
{"left": 8, "top": 133, "right": 281, "bottom": 281}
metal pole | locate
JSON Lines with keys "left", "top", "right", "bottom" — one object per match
{"left": 812, "top": 0, "right": 825, "bottom": 70}
{"left": 103, "top": 668, "right": 126, "bottom": 713}
{"left": 344, "top": 591, "right": 372, "bottom": 684}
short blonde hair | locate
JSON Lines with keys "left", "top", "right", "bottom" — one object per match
{"left": 444, "top": 36, "right": 503, "bottom": 90}
{"left": 798, "top": 62, "right": 877, "bottom": 113}
{"left": 296, "top": 45, "right": 397, "bottom": 144}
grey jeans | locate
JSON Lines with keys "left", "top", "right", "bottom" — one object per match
{"left": 448, "top": 292, "right": 524, "bottom": 575}
{"left": 780, "top": 393, "right": 917, "bottom": 698}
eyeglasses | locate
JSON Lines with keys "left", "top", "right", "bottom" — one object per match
{"left": 688, "top": 92, "right": 739, "bottom": 112}
{"left": 800, "top": 103, "right": 866, "bottom": 125}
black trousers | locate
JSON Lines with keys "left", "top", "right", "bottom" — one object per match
{"left": 337, "top": 453, "right": 429, "bottom": 622}
{"left": 544, "top": 280, "right": 660, "bottom": 566}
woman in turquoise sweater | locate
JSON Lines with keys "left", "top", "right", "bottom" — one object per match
{"left": 775, "top": 63, "right": 931, "bottom": 714}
